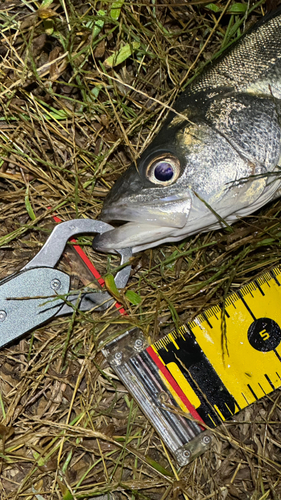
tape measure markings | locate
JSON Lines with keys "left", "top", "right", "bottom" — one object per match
{"left": 264, "top": 373, "right": 275, "bottom": 390}
{"left": 270, "top": 269, "right": 280, "bottom": 285}
{"left": 237, "top": 290, "right": 256, "bottom": 320}
{"left": 202, "top": 312, "right": 213, "bottom": 328}
{"left": 144, "top": 265, "right": 281, "bottom": 428}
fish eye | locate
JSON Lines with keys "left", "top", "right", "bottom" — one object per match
{"left": 146, "top": 155, "right": 181, "bottom": 185}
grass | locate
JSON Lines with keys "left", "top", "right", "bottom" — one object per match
{"left": 1, "top": 0, "right": 281, "bottom": 499}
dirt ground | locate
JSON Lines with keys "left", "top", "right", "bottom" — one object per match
{"left": 0, "top": 0, "right": 281, "bottom": 499}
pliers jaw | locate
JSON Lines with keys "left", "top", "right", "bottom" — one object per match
{"left": 0, "top": 220, "right": 132, "bottom": 349}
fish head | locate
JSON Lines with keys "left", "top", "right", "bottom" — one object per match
{"left": 94, "top": 8, "right": 281, "bottom": 254}
{"left": 92, "top": 95, "right": 271, "bottom": 254}
{"left": 93, "top": 120, "right": 195, "bottom": 253}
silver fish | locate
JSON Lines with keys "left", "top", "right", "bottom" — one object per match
{"left": 93, "top": 10, "right": 281, "bottom": 253}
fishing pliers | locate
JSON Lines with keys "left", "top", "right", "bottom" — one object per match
{"left": 0, "top": 219, "right": 132, "bottom": 349}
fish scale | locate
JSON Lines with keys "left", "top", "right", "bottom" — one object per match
{"left": 188, "top": 12, "right": 281, "bottom": 96}
{"left": 93, "top": 7, "right": 281, "bottom": 254}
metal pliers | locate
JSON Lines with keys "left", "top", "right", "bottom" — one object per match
{"left": 0, "top": 220, "right": 132, "bottom": 349}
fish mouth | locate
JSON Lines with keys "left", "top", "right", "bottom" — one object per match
{"left": 92, "top": 195, "right": 191, "bottom": 253}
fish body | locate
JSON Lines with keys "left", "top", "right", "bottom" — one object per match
{"left": 93, "top": 9, "right": 281, "bottom": 253}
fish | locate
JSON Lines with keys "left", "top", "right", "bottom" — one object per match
{"left": 93, "top": 8, "right": 281, "bottom": 254}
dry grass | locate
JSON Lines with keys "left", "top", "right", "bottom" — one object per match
{"left": 1, "top": 0, "right": 281, "bottom": 499}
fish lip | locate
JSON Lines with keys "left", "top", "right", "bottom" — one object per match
{"left": 93, "top": 195, "right": 191, "bottom": 253}
{"left": 92, "top": 222, "right": 177, "bottom": 253}
{"left": 100, "top": 194, "right": 191, "bottom": 228}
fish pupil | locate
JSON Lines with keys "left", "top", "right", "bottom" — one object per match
{"left": 154, "top": 162, "right": 174, "bottom": 182}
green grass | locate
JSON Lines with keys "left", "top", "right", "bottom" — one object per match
{"left": 1, "top": 1, "right": 281, "bottom": 499}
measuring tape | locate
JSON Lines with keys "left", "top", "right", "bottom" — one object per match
{"left": 103, "top": 265, "right": 281, "bottom": 465}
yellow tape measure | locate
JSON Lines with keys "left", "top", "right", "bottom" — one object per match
{"left": 105, "top": 265, "right": 281, "bottom": 465}
{"left": 188, "top": 267, "right": 281, "bottom": 415}
{"left": 152, "top": 265, "right": 281, "bottom": 426}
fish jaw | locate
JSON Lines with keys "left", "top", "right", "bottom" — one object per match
{"left": 92, "top": 194, "right": 191, "bottom": 253}
{"left": 93, "top": 222, "right": 177, "bottom": 253}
